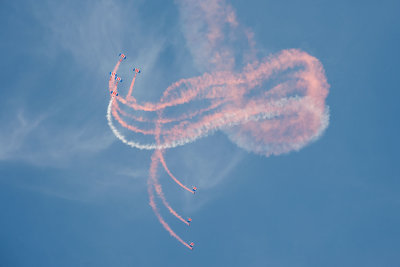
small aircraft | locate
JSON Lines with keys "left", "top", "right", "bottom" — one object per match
{"left": 189, "top": 242, "right": 195, "bottom": 249}
{"left": 109, "top": 72, "right": 117, "bottom": 81}
{"left": 187, "top": 218, "right": 192, "bottom": 225}
{"left": 110, "top": 90, "right": 119, "bottom": 97}
{"left": 192, "top": 186, "right": 197, "bottom": 194}
{"left": 119, "top": 53, "right": 126, "bottom": 60}
{"left": 133, "top": 68, "right": 141, "bottom": 74}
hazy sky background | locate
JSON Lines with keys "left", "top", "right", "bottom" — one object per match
{"left": 1, "top": 0, "right": 399, "bottom": 266}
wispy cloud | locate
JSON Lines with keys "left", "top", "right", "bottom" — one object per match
{"left": 0, "top": 0, "right": 175, "bottom": 166}
{"left": 0, "top": 109, "right": 47, "bottom": 161}
{"left": 30, "top": 0, "right": 171, "bottom": 76}
{"left": 0, "top": 108, "right": 116, "bottom": 166}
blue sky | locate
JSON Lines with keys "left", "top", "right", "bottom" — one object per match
{"left": 1, "top": 0, "right": 399, "bottom": 266}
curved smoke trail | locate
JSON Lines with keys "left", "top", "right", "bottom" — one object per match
{"left": 108, "top": 49, "right": 329, "bottom": 156}
{"left": 106, "top": 0, "right": 329, "bottom": 249}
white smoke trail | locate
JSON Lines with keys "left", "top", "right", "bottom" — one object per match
{"left": 107, "top": 96, "right": 316, "bottom": 151}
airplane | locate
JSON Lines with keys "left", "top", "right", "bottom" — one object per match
{"left": 110, "top": 90, "right": 119, "bottom": 98}
{"left": 109, "top": 72, "right": 117, "bottom": 81}
{"left": 133, "top": 68, "right": 141, "bottom": 74}
{"left": 119, "top": 53, "right": 126, "bottom": 60}
{"left": 187, "top": 218, "right": 192, "bottom": 225}
{"left": 189, "top": 242, "right": 195, "bottom": 249}
{"left": 192, "top": 186, "right": 197, "bottom": 194}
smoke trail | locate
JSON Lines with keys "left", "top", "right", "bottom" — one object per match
{"left": 108, "top": 49, "right": 329, "bottom": 156}
{"left": 126, "top": 71, "right": 139, "bottom": 100}
{"left": 151, "top": 150, "right": 190, "bottom": 225}
{"left": 148, "top": 190, "right": 192, "bottom": 249}
{"left": 106, "top": 0, "right": 330, "bottom": 249}
{"left": 159, "top": 150, "right": 194, "bottom": 194}
{"left": 176, "top": 0, "right": 249, "bottom": 71}
{"left": 148, "top": 186, "right": 192, "bottom": 249}
{"left": 148, "top": 155, "right": 192, "bottom": 249}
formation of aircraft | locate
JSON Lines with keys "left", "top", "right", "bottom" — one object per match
{"left": 109, "top": 72, "right": 119, "bottom": 97}
{"left": 109, "top": 54, "right": 128, "bottom": 98}
{"left": 110, "top": 54, "right": 198, "bottom": 250}
{"left": 109, "top": 54, "right": 142, "bottom": 98}
{"left": 109, "top": 72, "right": 122, "bottom": 82}
{"left": 109, "top": 76, "right": 122, "bottom": 98}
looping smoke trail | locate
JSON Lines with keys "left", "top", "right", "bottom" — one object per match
{"left": 106, "top": 0, "right": 329, "bottom": 249}
{"left": 109, "top": 49, "right": 329, "bottom": 156}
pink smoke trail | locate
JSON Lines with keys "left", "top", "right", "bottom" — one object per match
{"left": 126, "top": 71, "right": 139, "bottom": 100}
{"left": 148, "top": 186, "right": 192, "bottom": 249}
{"left": 109, "top": 49, "right": 329, "bottom": 156}
{"left": 159, "top": 150, "right": 194, "bottom": 194}
{"left": 151, "top": 150, "right": 190, "bottom": 225}
{"left": 148, "top": 121, "right": 191, "bottom": 244}
{"left": 107, "top": 49, "right": 329, "bottom": 249}
{"left": 148, "top": 153, "right": 192, "bottom": 249}
{"left": 106, "top": 0, "right": 329, "bottom": 249}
